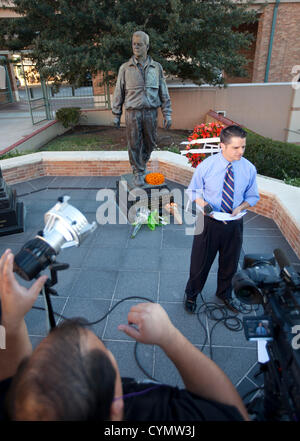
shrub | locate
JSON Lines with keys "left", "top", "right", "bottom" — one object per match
{"left": 56, "top": 107, "right": 81, "bottom": 129}
{"left": 244, "top": 130, "right": 300, "bottom": 181}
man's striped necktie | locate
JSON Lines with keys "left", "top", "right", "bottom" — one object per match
{"left": 221, "top": 163, "right": 234, "bottom": 214}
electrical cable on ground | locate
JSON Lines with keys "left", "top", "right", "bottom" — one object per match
{"left": 33, "top": 292, "right": 261, "bottom": 387}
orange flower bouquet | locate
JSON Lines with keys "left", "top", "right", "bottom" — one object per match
{"left": 145, "top": 172, "right": 165, "bottom": 186}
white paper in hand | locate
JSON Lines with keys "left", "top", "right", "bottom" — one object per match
{"left": 211, "top": 211, "right": 247, "bottom": 222}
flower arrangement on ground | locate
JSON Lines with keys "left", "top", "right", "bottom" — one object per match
{"left": 145, "top": 172, "right": 165, "bottom": 186}
{"left": 185, "top": 122, "right": 225, "bottom": 168}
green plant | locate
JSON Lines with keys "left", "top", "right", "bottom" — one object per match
{"left": 0, "top": 149, "right": 32, "bottom": 160}
{"left": 164, "top": 144, "right": 181, "bottom": 154}
{"left": 244, "top": 130, "right": 300, "bottom": 181}
{"left": 55, "top": 107, "right": 81, "bottom": 129}
{"left": 282, "top": 170, "right": 300, "bottom": 187}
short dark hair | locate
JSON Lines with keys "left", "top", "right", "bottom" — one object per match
{"left": 220, "top": 125, "right": 247, "bottom": 145}
{"left": 6, "top": 319, "right": 116, "bottom": 421}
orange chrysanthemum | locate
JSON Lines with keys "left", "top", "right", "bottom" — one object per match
{"left": 145, "top": 172, "right": 165, "bottom": 186}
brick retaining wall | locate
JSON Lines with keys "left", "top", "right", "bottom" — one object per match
{"left": 1, "top": 153, "right": 299, "bottom": 258}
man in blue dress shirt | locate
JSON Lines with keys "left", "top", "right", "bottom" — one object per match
{"left": 184, "top": 125, "right": 260, "bottom": 313}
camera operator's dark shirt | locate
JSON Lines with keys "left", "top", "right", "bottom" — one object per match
{"left": 121, "top": 378, "right": 244, "bottom": 421}
{"left": 0, "top": 377, "right": 244, "bottom": 421}
{"left": 0, "top": 378, "right": 11, "bottom": 420}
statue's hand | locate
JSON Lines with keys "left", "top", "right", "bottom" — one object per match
{"left": 113, "top": 116, "right": 121, "bottom": 128}
{"left": 163, "top": 117, "right": 172, "bottom": 130}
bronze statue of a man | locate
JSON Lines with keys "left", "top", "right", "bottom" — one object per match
{"left": 112, "top": 31, "right": 172, "bottom": 186}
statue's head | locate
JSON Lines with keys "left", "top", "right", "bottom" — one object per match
{"left": 132, "top": 31, "right": 149, "bottom": 61}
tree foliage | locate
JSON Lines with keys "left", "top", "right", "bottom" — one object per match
{"left": 0, "top": 0, "right": 257, "bottom": 86}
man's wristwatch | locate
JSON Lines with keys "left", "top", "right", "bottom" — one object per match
{"left": 204, "top": 203, "right": 213, "bottom": 215}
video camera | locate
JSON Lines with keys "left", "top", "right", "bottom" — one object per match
{"left": 233, "top": 249, "right": 300, "bottom": 421}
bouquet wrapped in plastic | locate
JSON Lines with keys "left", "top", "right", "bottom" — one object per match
{"left": 131, "top": 207, "right": 168, "bottom": 238}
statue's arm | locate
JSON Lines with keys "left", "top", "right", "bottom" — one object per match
{"left": 158, "top": 64, "right": 172, "bottom": 127}
{"left": 112, "top": 65, "right": 125, "bottom": 118}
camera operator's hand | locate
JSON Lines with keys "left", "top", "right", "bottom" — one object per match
{"left": 0, "top": 249, "right": 48, "bottom": 332}
{"left": 118, "top": 302, "right": 177, "bottom": 348}
{"left": 0, "top": 249, "right": 48, "bottom": 381}
{"left": 118, "top": 301, "right": 249, "bottom": 420}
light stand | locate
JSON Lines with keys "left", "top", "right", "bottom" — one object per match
{"left": 40, "top": 262, "right": 69, "bottom": 332}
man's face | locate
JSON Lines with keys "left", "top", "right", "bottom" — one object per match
{"left": 221, "top": 136, "right": 246, "bottom": 162}
{"left": 132, "top": 35, "right": 148, "bottom": 60}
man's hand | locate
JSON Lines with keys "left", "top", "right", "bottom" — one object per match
{"left": 113, "top": 116, "right": 121, "bottom": 128}
{"left": 163, "top": 117, "right": 172, "bottom": 130}
{"left": 231, "top": 201, "right": 250, "bottom": 217}
{"left": 0, "top": 249, "right": 48, "bottom": 332}
{"left": 118, "top": 303, "right": 177, "bottom": 348}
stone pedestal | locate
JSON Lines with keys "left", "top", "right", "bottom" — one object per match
{"left": 116, "top": 174, "right": 173, "bottom": 223}
{"left": 0, "top": 169, "right": 24, "bottom": 236}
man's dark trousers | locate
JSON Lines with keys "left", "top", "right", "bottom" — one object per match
{"left": 185, "top": 215, "right": 243, "bottom": 300}
{"left": 125, "top": 108, "right": 158, "bottom": 174}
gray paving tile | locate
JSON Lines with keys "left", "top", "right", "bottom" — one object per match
{"left": 22, "top": 188, "right": 62, "bottom": 200}
{"left": 96, "top": 224, "right": 131, "bottom": 248}
{"left": 127, "top": 226, "right": 162, "bottom": 248}
{"left": 0, "top": 228, "right": 30, "bottom": 245}
{"left": 105, "top": 340, "right": 155, "bottom": 381}
{"left": 11, "top": 181, "right": 37, "bottom": 196}
{"left": 58, "top": 189, "right": 95, "bottom": 202}
{"left": 61, "top": 297, "right": 112, "bottom": 337}
{"left": 122, "top": 248, "right": 161, "bottom": 271}
{"left": 71, "top": 269, "right": 119, "bottom": 299}
{"left": 50, "top": 176, "right": 92, "bottom": 188}
{"left": 84, "top": 247, "right": 125, "bottom": 271}
{"left": 210, "top": 347, "right": 257, "bottom": 386}
{"left": 59, "top": 246, "right": 91, "bottom": 269}
{"left": 242, "top": 235, "right": 299, "bottom": 264}
{"left": 115, "top": 270, "right": 159, "bottom": 301}
{"left": 244, "top": 214, "right": 277, "bottom": 229}
{"left": 237, "top": 377, "right": 261, "bottom": 404}
{"left": 246, "top": 362, "right": 264, "bottom": 387}
{"left": 52, "top": 268, "right": 82, "bottom": 298}
{"left": 243, "top": 227, "right": 281, "bottom": 237}
{"left": 86, "top": 176, "right": 118, "bottom": 189}
{"left": 0, "top": 241, "right": 26, "bottom": 256}
{"left": 21, "top": 197, "right": 59, "bottom": 213}
{"left": 25, "top": 295, "right": 67, "bottom": 337}
{"left": 243, "top": 211, "right": 260, "bottom": 225}
{"left": 26, "top": 176, "right": 57, "bottom": 190}
{"left": 162, "top": 229, "right": 194, "bottom": 249}
{"left": 159, "top": 248, "right": 191, "bottom": 272}
{"left": 159, "top": 271, "right": 189, "bottom": 302}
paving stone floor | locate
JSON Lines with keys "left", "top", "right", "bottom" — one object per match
{"left": 1, "top": 175, "right": 299, "bottom": 408}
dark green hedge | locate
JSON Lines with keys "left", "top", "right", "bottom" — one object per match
{"left": 244, "top": 130, "right": 300, "bottom": 180}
